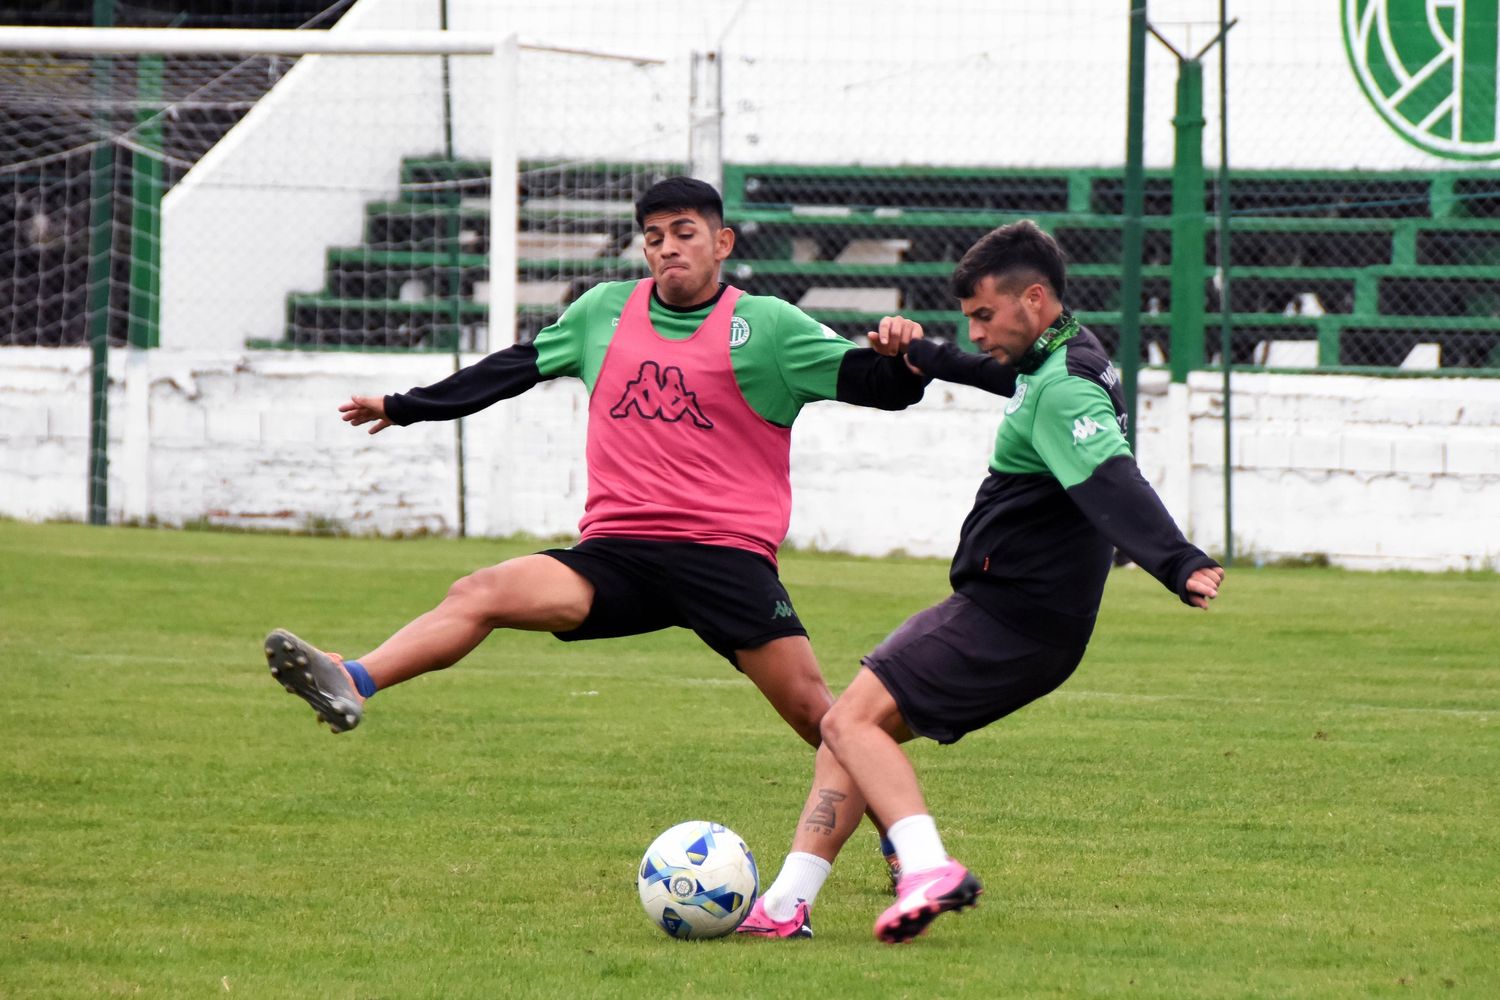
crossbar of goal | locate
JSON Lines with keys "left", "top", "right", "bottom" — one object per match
{"left": 0, "top": 26, "right": 499, "bottom": 56}
{"left": 0, "top": 26, "right": 665, "bottom": 62}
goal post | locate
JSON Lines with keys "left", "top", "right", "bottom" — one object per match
{"left": 0, "top": 26, "right": 519, "bottom": 533}
{"left": 1, "top": 22, "right": 684, "bottom": 528}
{"left": 0, "top": 25, "right": 519, "bottom": 356}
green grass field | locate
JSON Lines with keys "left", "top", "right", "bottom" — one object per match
{"left": 2, "top": 520, "right": 1496, "bottom": 998}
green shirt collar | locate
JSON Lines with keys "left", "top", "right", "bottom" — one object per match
{"left": 1017, "top": 310, "right": 1079, "bottom": 374}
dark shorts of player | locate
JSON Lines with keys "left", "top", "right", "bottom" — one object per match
{"left": 541, "top": 537, "right": 808, "bottom": 667}
{"left": 862, "top": 592, "right": 1087, "bottom": 745}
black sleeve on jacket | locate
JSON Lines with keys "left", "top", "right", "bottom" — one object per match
{"left": 1067, "top": 453, "right": 1220, "bottom": 604}
{"left": 383, "top": 343, "right": 548, "bottom": 426}
{"left": 834, "top": 348, "right": 929, "bottom": 410}
{"left": 905, "top": 339, "right": 1018, "bottom": 397}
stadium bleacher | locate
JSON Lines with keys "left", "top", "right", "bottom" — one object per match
{"left": 279, "top": 159, "right": 1500, "bottom": 370}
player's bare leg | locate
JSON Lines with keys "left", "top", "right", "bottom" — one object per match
{"left": 738, "top": 649, "right": 912, "bottom": 938}
{"left": 817, "top": 668, "right": 924, "bottom": 820}
{"left": 820, "top": 668, "right": 982, "bottom": 943}
{"left": 357, "top": 554, "right": 593, "bottom": 687}
{"left": 736, "top": 635, "right": 832, "bottom": 748}
{"left": 266, "top": 554, "right": 593, "bottom": 731}
{"left": 737, "top": 740, "right": 865, "bottom": 938}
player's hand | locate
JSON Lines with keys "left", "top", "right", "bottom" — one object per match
{"left": 1185, "top": 565, "right": 1225, "bottom": 609}
{"left": 868, "top": 315, "right": 924, "bottom": 356}
{"left": 339, "top": 394, "right": 392, "bottom": 435}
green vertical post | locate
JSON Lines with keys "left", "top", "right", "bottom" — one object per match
{"left": 1120, "top": 0, "right": 1148, "bottom": 451}
{"left": 127, "top": 54, "right": 163, "bottom": 348}
{"left": 1169, "top": 58, "right": 1206, "bottom": 382}
{"left": 86, "top": 0, "right": 116, "bottom": 525}
{"left": 1217, "top": 0, "right": 1233, "bottom": 565}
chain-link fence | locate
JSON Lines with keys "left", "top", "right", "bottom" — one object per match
{"left": 3, "top": 0, "right": 1499, "bottom": 372}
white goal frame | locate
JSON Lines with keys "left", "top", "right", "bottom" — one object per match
{"left": 0, "top": 25, "right": 521, "bottom": 348}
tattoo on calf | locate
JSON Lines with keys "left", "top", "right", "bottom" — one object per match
{"left": 803, "top": 789, "right": 848, "bottom": 832}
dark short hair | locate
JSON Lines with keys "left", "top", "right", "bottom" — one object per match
{"left": 950, "top": 220, "right": 1067, "bottom": 302}
{"left": 635, "top": 176, "right": 724, "bottom": 229}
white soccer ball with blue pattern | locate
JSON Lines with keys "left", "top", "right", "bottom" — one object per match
{"left": 637, "top": 820, "right": 758, "bottom": 939}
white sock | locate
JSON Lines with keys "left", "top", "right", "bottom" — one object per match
{"left": 886, "top": 814, "right": 947, "bottom": 874}
{"left": 762, "top": 852, "right": 832, "bottom": 921}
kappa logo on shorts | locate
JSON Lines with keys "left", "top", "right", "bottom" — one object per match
{"left": 771, "top": 600, "right": 796, "bottom": 620}
{"left": 609, "top": 360, "right": 713, "bottom": 429}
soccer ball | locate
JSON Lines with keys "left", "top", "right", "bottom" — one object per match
{"left": 637, "top": 820, "right": 758, "bottom": 939}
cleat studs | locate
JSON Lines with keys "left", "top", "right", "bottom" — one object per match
{"left": 282, "top": 683, "right": 296, "bottom": 693}
{"left": 269, "top": 666, "right": 280, "bottom": 676}
{"left": 294, "top": 655, "right": 308, "bottom": 667}
{"left": 344, "top": 714, "right": 357, "bottom": 726}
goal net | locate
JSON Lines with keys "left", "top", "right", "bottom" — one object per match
{"left": 0, "top": 26, "right": 684, "bottom": 355}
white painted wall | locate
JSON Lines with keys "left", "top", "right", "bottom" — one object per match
{"left": 4, "top": 346, "right": 1497, "bottom": 572}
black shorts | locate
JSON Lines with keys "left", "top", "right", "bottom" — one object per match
{"left": 862, "top": 593, "right": 1086, "bottom": 745}
{"left": 541, "top": 537, "right": 807, "bottom": 666}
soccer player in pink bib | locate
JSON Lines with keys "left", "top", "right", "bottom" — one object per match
{"left": 263, "top": 179, "right": 926, "bottom": 925}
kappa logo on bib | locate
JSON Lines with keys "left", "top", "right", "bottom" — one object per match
{"left": 729, "top": 316, "right": 752, "bottom": 348}
{"left": 609, "top": 360, "right": 714, "bottom": 429}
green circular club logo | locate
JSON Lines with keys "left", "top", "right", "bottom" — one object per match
{"left": 729, "top": 316, "right": 752, "bottom": 348}
{"left": 1344, "top": 0, "right": 1500, "bottom": 159}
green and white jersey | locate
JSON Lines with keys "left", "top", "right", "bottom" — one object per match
{"left": 906, "top": 315, "right": 1215, "bottom": 647}
{"left": 383, "top": 279, "right": 925, "bottom": 429}
{"left": 986, "top": 325, "right": 1132, "bottom": 486}
{"left": 535, "top": 281, "right": 869, "bottom": 427}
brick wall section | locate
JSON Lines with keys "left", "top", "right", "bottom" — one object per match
{"left": 2, "top": 348, "right": 1497, "bottom": 570}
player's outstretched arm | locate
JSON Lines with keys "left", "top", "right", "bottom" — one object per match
{"left": 339, "top": 394, "right": 392, "bottom": 435}
{"left": 903, "top": 339, "right": 1018, "bottom": 396}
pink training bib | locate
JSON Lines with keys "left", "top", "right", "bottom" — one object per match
{"left": 578, "top": 279, "right": 793, "bottom": 565}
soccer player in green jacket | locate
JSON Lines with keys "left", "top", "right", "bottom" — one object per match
{"left": 738, "top": 221, "right": 1225, "bottom": 943}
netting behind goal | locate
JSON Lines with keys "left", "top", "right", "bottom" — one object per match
{"left": 0, "top": 50, "right": 302, "bottom": 348}
{"left": 0, "top": 34, "right": 682, "bottom": 355}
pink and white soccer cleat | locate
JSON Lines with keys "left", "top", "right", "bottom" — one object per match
{"left": 874, "top": 859, "right": 982, "bottom": 944}
{"left": 734, "top": 897, "right": 814, "bottom": 939}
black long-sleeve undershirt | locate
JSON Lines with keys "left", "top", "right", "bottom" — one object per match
{"left": 383, "top": 341, "right": 924, "bottom": 427}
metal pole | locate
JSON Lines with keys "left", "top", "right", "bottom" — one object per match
{"left": 1168, "top": 58, "right": 1206, "bottom": 383}
{"left": 127, "top": 53, "right": 163, "bottom": 349}
{"left": 1218, "top": 0, "right": 1233, "bottom": 565}
{"left": 441, "top": 0, "right": 467, "bottom": 538}
{"left": 86, "top": 0, "right": 116, "bottom": 525}
{"left": 1120, "top": 1, "right": 1147, "bottom": 451}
